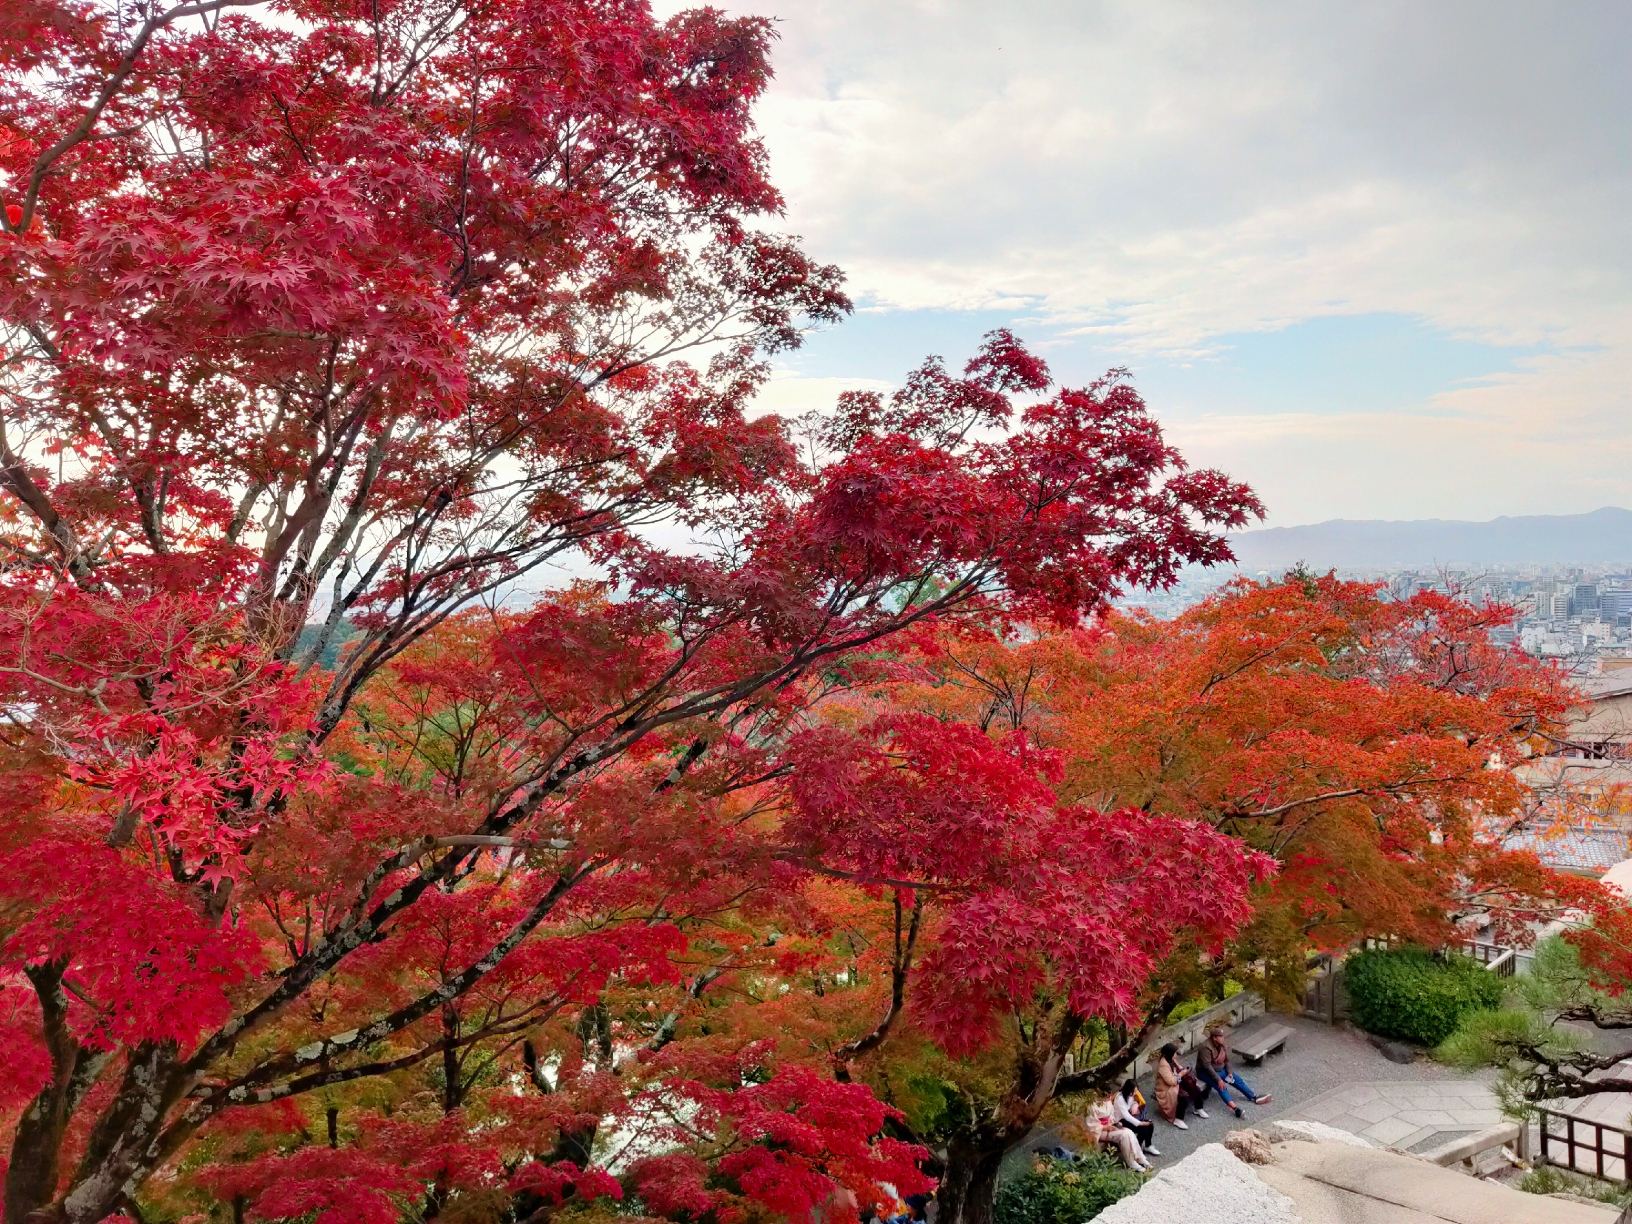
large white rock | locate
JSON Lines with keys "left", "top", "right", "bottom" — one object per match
{"left": 1264, "top": 1119, "right": 1373, "bottom": 1148}
{"left": 1091, "top": 1142, "right": 1300, "bottom": 1224}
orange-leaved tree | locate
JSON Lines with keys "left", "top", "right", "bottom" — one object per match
{"left": 804, "top": 575, "right": 1630, "bottom": 1223}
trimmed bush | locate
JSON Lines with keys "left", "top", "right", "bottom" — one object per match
{"left": 994, "top": 1153, "right": 1143, "bottom": 1224}
{"left": 1344, "top": 947, "right": 1504, "bottom": 1047}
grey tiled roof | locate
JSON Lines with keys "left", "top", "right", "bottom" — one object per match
{"left": 1504, "top": 825, "right": 1631, "bottom": 873}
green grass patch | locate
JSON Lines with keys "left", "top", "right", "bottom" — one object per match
{"left": 1517, "top": 1163, "right": 1632, "bottom": 1208}
{"left": 994, "top": 1153, "right": 1144, "bottom": 1224}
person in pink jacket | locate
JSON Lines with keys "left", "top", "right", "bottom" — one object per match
{"left": 1089, "top": 1097, "right": 1153, "bottom": 1172}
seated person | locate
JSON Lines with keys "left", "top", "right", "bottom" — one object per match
{"left": 874, "top": 1183, "right": 910, "bottom": 1224}
{"left": 1152, "top": 1042, "right": 1210, "bottom": 1128}
{"left": 1111, "top": 1078, "right": 1160, "bottom": 1156}
{"left": 1194, "top": 1026, "right": 1271, "bottom": 1119}
{"left": 1088, "top": 1096, "right": 1153, "bottom": 1173}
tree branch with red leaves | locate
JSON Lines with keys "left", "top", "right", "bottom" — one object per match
{"left": 0, "top": 4, "right": 1265, "bottom": 1221}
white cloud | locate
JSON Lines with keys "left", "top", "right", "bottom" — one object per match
{"left": 1165, "top": 344, "right": 1632, "bottom": 522}
{"left": 657, "top": 0, "right": 1631, "bottom": 523}
{"left": 749, "top": 372, "right": 894, "bottom": 420}
{"left": 735, "top": 0, "right": 1628, "bottom": 348}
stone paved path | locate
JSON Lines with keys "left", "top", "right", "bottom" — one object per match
{"left": 1283, "top": 1078, "right": 1503, "bottom": 1152}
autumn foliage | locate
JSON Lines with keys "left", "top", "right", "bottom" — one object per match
{"left": 1001, "top": 580, "right": 1629, "bottom": 959}
{"left": 771, "top": 576, "right": 1624, "bottom": 1219}
{"left": 0, "top": 1, "right": 1270, "bottom": 1221}
{"left": 4, "top": 3, "right": 1626, "bottom": 1224}
{"left": 1037, "top": 580, "right": 1605, "bottom": 958}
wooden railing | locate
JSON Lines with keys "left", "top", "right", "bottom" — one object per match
{"left": 1363, "top": 935, "right": 1518, "bottom": 975}
{"left": 1538, "top": 1107, "right": 1632, "bottom": 1183}
{"left": 1461, "top": 941, "right": 1518, "bottom": 976}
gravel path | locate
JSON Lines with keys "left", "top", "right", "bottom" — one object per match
{"left": 1009, "top": 1013, "right": 1497, "bottom": 1173}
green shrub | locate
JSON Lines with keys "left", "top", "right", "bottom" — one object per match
{"left": 1517, "top": 1163, "right": 1632, "bottom": 1208}
{"left": 1344, "top": 947, "right": 1504, "bottom": 1047}
{"left": 994, "top": 1153, "right": 1143, "bottom": 1224}
{"left": 1165, "top": 978, "right": 1244, "bottom": 1024}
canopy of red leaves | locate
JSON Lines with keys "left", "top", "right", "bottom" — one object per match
{"left": 0, "top": 2, "right": 1265, "bottom": 1221}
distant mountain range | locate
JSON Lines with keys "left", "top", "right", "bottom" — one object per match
{"left": 1226, "top": 507, "right": 1632, "bottom": 571}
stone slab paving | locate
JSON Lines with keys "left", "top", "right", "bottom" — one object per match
{"left": 1553, "top": 1059, "right": 1632, "bottom": 1128}
{"left": 1282, "top": 1078, "right": 1504, "bottom": 1152}
{"left": 1540, "top": 1059, "right": 1632, "bottom": 1181}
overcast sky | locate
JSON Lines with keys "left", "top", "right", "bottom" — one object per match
{"left": 664, "top": 0, "right": 1631, "bottom": 528}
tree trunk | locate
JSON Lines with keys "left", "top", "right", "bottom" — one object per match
{"left": 551, "top": 1122, "right": 598, "bottom": 1170}
{"left": 930, "top": 996, "right": 1180, "bottom": 1224}
{"left": 4, "top": 963, "right": 108, "bottom": 1224}
{"left": 441, "top": 1004, "right": 463, "bottom": 1113}
{"left": 934, "top": 1136, "right": 1007, "bottom": 1224}
{"left": 55, "top": 1044, "right": 189, "bottom": 1224}
{"left": 5, "top": 1090, "right": 68, "bottom": 1224}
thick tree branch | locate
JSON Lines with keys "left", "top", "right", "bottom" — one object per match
{"left": 192, "top": 861, "right": 602, "bottom": 1107}
{"left": 648, "top": 967, "right": 727, "bottom": 1054}
{"left": 833, "top": 889, "right": 924, "bottom": 1067}
{"left": 1055, "top": 989, "right": 1184, "bottom": 1098}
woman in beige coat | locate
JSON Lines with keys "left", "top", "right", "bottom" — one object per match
{"left": 1152, "top": 1042, "right": 1209, "bottom": 1128}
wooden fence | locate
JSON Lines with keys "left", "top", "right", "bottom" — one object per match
{"left": 1538, "top": 1107, "right": 1631, "bottom": 1184}
{"left": 1301, "top": 952, "right": 1344, "bottom": 1022}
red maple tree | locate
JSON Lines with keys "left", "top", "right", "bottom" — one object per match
{"left": 0, "top": 3, "right": 1261, "bottom": 1220}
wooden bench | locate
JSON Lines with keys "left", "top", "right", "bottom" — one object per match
{"left": 1231, "top": 1022, "right": 1292, "bottom": 1065}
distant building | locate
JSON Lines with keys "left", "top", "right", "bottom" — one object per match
{"left": 1503, "top": 823, "right": 1631, "bottom": 877}
{"left": 1561, "top": 671, "right": 1632, "bottom": 757}
{"left": 1509, "top": 672, "right": 1632, "bottom": 877}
